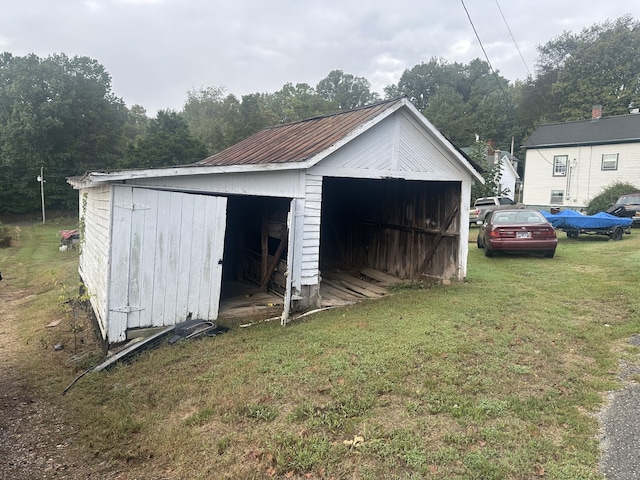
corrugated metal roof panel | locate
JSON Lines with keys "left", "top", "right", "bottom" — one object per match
{"left": 196, "top": 100, "right": 400, "bottom": 167}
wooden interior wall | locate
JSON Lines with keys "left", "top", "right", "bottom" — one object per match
{"left": 224, "top": 196, "right": 290, "bottom": 292}
{"left": 320, "top": 178, "right": 461, "bottom": 279}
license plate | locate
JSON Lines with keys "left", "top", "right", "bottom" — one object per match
{"left": 517, "top": 231, "right": 531, "bottom": 239}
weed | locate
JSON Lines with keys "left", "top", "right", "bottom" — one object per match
{"left": 183, "top": 407, "right": 216, "bottom": 426}
{"left": 0, "top": 221, "right": 12, "bottom": 247}
{"left": 215, "top": 434, "right": 233, "bottom": 455}
{"left": 234, "top": 403, "right": 279, "bottom": 422}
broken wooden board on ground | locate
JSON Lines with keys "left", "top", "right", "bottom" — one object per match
{"left": 319, "top": 267, "right": 401, "bottom": 308}
{"left": 359, "top": 268, "right": 405, "bottom": 286}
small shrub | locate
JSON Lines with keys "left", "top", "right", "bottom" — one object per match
{"left": 0, "top": 222, "right": 11, "bottom": 247}
{"left": 586, "top": 181, "right": 639, "bottom": 215}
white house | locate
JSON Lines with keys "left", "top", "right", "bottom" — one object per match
{"left": 463, "top": 142, "right": 522, "bottom": 201}
{"left": 68, "top": 98, "right": 483, "bottom": 345}
{"left": 523, "top": 107, "right": 640, "bottom": 210}
{"left": 490, "top": 150, "right": 520, "bottom": 201}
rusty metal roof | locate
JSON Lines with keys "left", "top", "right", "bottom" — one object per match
{"left": 196, "top": 99, "right": 403, "bottom": 167}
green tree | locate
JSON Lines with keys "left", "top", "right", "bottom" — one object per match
{"left": 395, "top": 58, "right": 467, "bottom": 110}
{"left": 181, "top": 86, "right": 246, "bottom": 155}
{"left": 268, "top": 82, "right": 335, "bottom": 123}
{"left": 524, "top": 15, "right": 640, "bottom": 123}
{"left": 316, "top": 70, "right": 380, "bottom": 110}
{"left": 123, "top": 104, "right": 149, "bottom": 143}
{"left": 0, "top": 53, "right": 126, "bottom": 213}
{"left": 238, "top": 93, "right": 280, "bottom": 139}
{"left": 122, "top": 110, "right": 207, "bottom": 168}
{"left": 391, "top": 57, "right": 518, "bottom": 150}
{"left": 423, "top": 86, "right": 471, "bottom": 145}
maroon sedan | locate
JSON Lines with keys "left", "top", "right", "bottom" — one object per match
{"left": 477, "top": 209, "right": 557, "bottom": 258}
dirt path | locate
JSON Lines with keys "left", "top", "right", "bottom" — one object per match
{"left": 0, "top": 281, "right": 105, "bottom": 479}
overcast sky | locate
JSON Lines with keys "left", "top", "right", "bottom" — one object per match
{"left": 1, "top": 0, "right": 638, "bottom": 115}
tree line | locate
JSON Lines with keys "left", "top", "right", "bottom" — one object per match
{"left": 0, "top": 15, "right": 638, "bottom": 215}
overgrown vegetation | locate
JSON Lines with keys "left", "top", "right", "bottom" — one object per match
{"left": 467, "top": 140, "right": 508, "bottom": 203}
{"left": 586, "top": 181, "right": 639, "bottom": 215}
{"left": 0, "top": 221, "right": 12, "bottom": 247}
{"left": 3, "top": 222, "right": 640, "bottom": 479}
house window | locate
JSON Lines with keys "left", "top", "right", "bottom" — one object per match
{"left": 601, "top": 153, "right": 618, "bottom": 170}
{"left": 553, "top": 155, "right": 568, "bottom": 176}
{"left": 550, "top": 190, "right": 564, "bottom": 204}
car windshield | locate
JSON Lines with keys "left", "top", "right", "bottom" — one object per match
{"left": 617, "top": 195, "right": 640, "bottom": 205}
{"left": 492, "top": 211, "right": 543, "bottom": 225}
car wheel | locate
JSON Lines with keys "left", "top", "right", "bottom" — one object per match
{"left": 477, "top": 235, "right": 483, "bottom": 248}
{"left": 484, "top": 247, "right": 494, "bottom": 257}
{"left": 544, "top": 250, "right": 555, "bottom": 258}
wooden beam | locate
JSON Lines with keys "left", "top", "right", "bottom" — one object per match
{"left": 413, "top": 206, "right": 459, "bottom": 281}
{"left": 360, "top": 220, "right": 457, "bottom": 237}
{"left": 260, "top": 236, "right": 288, "bottom": 292}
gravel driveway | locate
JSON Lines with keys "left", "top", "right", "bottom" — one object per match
{"left": 0, "top": 279, "right": 109, "bottom": 479}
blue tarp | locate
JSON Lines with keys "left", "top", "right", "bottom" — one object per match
{"left": 540, "top": 209, "right": 632, "bottom": 230}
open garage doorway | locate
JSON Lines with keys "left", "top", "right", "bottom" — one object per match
{"left": 218, "top": 195, "right": 292, "bottom": 322}
{"left": 319, "top": 177, "right": 462, "bottom": 283}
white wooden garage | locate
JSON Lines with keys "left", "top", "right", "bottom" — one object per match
{"left": 69, "top": 98, "right": 483, "bottom": 345}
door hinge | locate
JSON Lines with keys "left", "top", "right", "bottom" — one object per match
{"left": 115, "top": 203, "right": 150, "bottom": 211}
{"left": 110, "top": 305, "right": 145, "bottom": 313}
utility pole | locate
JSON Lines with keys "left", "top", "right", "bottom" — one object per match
{"left": 37, "top": 167, "right": 45, "bottom": 224}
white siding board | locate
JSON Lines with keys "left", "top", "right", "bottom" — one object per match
{"left": 300, "top": 174, "right": 323, "bottom": 285}
{"left": 202, "top": 197, "right": 227, "bottom": 318}
{"left": 397, "top": 111, "right": 465, "bottom": 174}
{"left": 289, "top": 197, "right": 306, "bottom": 299}
{"left": 129, "top": 169, "right": 305, "bottom": 198}
{"left": 109, "top": 186, "right": 134, "bottom": 342}
{"left": 498, "top": 156, "right": 518, "bottom": 199}
{"left": 313, "top": 118, "right": 394, "bottom": 172}
{"left": 162, "top": 192, "right": 184, "bottom": 324}
{"left": 133, "top": 189, "right": 160, "bottom": 328}
{"left": 187, "top": 197, "right": 208, "bottom": 315}
{"left": 458, "top": 179, "right": 472, "bottom": 281}
{"left": 109, "top": 188, "right": 228, "bottom": 335}
{"left": 309, "top": 110, "right": 467, "bottom": 180}
{"left": 78, "top": 184, "right": 112, "bottom": 339}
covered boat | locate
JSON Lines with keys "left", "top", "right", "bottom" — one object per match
{"left": 540, "top": 209, "right": 632, "bottom": 240}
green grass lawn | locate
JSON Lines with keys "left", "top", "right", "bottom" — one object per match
{"left": 2, "top": 222, "right": 640, "bottom": 479}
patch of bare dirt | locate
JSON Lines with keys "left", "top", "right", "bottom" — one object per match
{"left": 0, "top": 281, "right": 118, "bottom": 479}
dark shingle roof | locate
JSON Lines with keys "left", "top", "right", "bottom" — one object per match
{"left": 196, "top": 99, "right": 402, "bottom": 167}
{"left": 523, "top": 114, "right": 640, "bottom": 148}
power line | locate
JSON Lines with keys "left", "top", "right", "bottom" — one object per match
{"left": 493, "top": 0, "right": 532, "bottom": 77}
{"left": 459, "top": 0, "right": 513, "bottom": 109}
